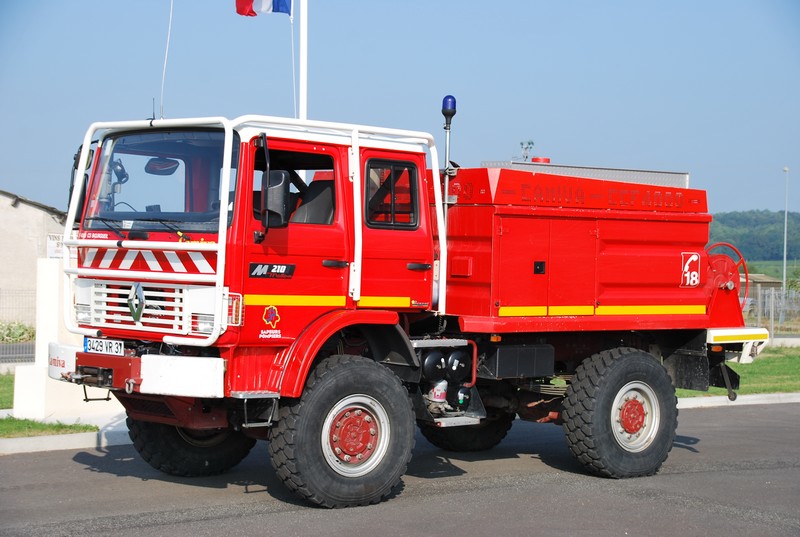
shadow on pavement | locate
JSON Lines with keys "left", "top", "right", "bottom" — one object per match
{"left": 71, "top": 442, "right": 307, "bottom": 506}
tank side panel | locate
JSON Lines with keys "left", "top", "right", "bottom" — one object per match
{"left": 445, "top": 167, "right": 719, "bottom": 333}
{"left": 596, "top": 217, "right": 711, "bottom": 313}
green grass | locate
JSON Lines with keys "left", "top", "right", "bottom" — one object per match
{"left": 0, "top": 373, "right": 99, "bottom": 438}
{"left": 747, "top": 260, "right": 800, "bottom": 281}
{"left": 676, "top": 346, "right": 800, "bottom": 398}
{"left": 0, "top": 373, "right": 12, "bottom": 409}
{"left": 0, "top": 417, "right": 97, "bottom": 438}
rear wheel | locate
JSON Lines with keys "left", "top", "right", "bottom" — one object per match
{"left": 127, "top": 418, "right": 256, "bottom": 476}
{"left": 418, "top": 412, "right": 515, "bottom": 452}
{"left": 268, "top": 355, "right": 415, "bottom": 508}
{"left": 562, "top": 347, "right": 677, "bottom": 478}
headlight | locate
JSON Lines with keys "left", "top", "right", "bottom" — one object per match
{"left": 75, "top": 304, "right": 91, "bottom": 323}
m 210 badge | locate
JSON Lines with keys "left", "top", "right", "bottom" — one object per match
{"left": 249, "top": 263, "right": 296, "bottom": 279}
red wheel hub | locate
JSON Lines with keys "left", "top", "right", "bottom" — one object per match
{"left": 619, "top": 399, "right": 646, "bottom": 434}
{"left": 328, "top": 407, "right": 379, "bottom": 464}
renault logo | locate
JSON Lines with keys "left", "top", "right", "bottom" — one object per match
{"left": 127, "top": 283, "right": 146, "bottom": 322}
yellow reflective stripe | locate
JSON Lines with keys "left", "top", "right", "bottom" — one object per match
{"left": 244, "top": 294, "right": 346, "bottom": 307}
{"left": 358, "top": 296, "right": 411, "bottom": 308}
{"left": 708, "top": 331, "right": 770, "bottom": 343}
{"left": 497, "top": 304, "right": 707, "bottom": 317}
{"left": 498, "top": 306, "right": 548, "bottom": 317}
{"left": 711, "top": 333, "right": 766, "bottom": 343}
{"left": 548, "top": 305, "right": 595, "bottom": 316}
{"left": 244, "top": 295, "right": 416, "bottom": 308}
{"left": 595, "top": 304, "right": 706, "bottom": 316}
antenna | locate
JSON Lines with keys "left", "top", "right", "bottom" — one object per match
{"left": 159, "top": 0, "right": 174, "bottom": 119}
{"left": 520, "top": 140, "right": 534, "bottom": 161}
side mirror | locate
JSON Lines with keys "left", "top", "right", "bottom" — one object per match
{"left": 261, "top": 170, "right": 291, "bottom": 229}
{"left": 69, "top": 145, "right": 92, "bottom": 228}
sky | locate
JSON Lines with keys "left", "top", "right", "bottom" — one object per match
{"left": 0, "top": 0, "right": 798, "bottom": 214}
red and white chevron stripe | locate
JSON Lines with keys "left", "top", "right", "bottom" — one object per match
{"left": 79, "top": 248, "right": 216, "bottom": 274}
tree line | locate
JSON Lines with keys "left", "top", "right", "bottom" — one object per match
{"left": 709, "top": 210, "right": 799, "bottom": 262}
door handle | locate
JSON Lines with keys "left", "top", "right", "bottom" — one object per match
{"left": 407, "top": 263, "right": 432, "bottom": 271}
{"left": 322, "top": 259, "right": 349, "bottom": 268}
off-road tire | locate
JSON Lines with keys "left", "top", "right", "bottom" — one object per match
{"left": 418, "top": 412, "right": 515, "bottom": 452}
{"left": 562, "top": 347, "right": 678, "bottom": 478}
{"left": 268, "top": 355, "right": 415, "bottom": 508}
{"left": 127, "top": 418, "right": 256, "bottom": 477}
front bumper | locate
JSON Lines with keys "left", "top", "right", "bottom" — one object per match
{"left": 48, "top": 342, "right": 225, "bottom": 398}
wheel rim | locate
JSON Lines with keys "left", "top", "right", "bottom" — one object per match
{"left": 610, "top": 381, "right": 661, "bottom": 453}
{"left": 321, "top": 394, "right": 391, "bottom": 477}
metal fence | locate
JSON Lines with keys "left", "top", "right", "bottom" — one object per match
{"left": 0, "top": 289, "right": 36, "bottom": 324}
{"left": 0, "top": 289, "right": 36, "bottom": 364}
{"left": 744, "top": 287, "right": 800, "bottom": 335}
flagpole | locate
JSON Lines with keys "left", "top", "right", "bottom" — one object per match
{"left": 298, "top": 0, "right": 308, "bottom": 120}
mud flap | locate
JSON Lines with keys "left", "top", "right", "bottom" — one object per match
{"left": 663, "top": 352, "right": 710, "bottom": 391}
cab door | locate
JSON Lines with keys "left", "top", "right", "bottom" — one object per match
{"left": 358, "top": 151, "right": 434, "bottom": 310}
{"left": 240, "top": 139, "right": 350, "bottom": 344}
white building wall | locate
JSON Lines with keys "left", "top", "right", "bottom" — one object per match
{"left": 0, "top": 192, "right": 65, "bottom": 324}
{"left": 0, "top": 192, "right": 65, "bottom": 292}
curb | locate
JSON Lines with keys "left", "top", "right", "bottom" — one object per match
{"left": 0, "top": 427, "right": 130, "bottom": 455}
{"left": 676, "top": 392, "right": 800, "bottom": 409}
{"left": 2, "top": 393, "right": 799, "bottom": 456}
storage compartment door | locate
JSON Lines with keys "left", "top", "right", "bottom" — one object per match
{"left": 495, "top": 216, "right": 550, "bottom": 317}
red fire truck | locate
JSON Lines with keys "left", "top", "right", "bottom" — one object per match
{"left": 50, "top": 98, "right": 768, "bottom": 507}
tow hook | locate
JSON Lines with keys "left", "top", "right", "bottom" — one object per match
{"left": 125, "top": 377, "right": 141, "bottom": 394}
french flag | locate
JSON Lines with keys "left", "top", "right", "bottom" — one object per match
{"left": 236, "top": 0, "right": 291, "bottom": 17}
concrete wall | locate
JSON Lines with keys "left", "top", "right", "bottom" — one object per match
{"left": 13, "top": 258, "right": 124, "bottom": 423}
{"left": 0, "top": 193, "right": 65, "bottom": 293}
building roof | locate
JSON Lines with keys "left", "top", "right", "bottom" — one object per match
{"left": 0, "top": 190, "right": 66, "bottom": 225}
{"left": 742, "top": 273, "right": 783, "bottom": 285}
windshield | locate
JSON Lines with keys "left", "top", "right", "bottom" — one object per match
{"left": 83, "top": 129, "right": 238, "bottom": 234}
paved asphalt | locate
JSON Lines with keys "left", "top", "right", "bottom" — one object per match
{"left": 1, "top": 402, "right": 798, "bottom": 537}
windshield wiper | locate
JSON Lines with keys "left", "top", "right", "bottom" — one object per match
{"left": 137, "top": 218, "right": 192, "bottom": 241}
{"left": 84, "top": 217, "right": 126, "bottom": 239}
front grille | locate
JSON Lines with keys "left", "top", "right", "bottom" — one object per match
{"left": 89, "top": 281, "right": 189, "bottom": 335}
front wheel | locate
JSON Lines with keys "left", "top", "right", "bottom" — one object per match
{"left": 562, "top": 347, "right": 678, "bottom": 478}
{"left": 268, "top": 355, "right": 415, "bottom": 508}
{"left": 127, "top": 418, "right": 256, "bottom": 477}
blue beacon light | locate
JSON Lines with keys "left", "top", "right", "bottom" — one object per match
{"left": 442, "top": 95, "right": 457, "bottom": 129}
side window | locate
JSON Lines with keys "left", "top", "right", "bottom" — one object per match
{"left": 365, "top": 160, "right": 418, "bottom": 229}
{"left": 251, "top": 147, "right": 336, "bottom": 225}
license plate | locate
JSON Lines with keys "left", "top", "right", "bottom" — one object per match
{"left": 84, "top": 337, "right": 124, "bottom": 356}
